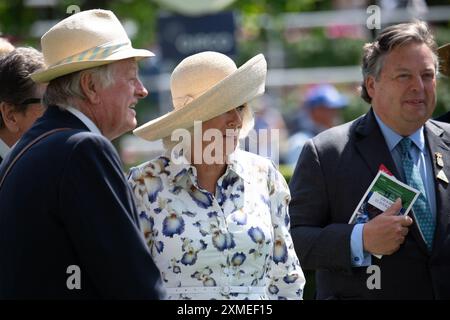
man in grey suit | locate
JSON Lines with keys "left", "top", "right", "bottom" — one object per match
{"left": 289, "top": 21, "right": 450, "bottom": 299}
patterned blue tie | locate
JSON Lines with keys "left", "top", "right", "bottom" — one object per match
{"left": 398, "top": 138, "right": 435, "bottom": 251}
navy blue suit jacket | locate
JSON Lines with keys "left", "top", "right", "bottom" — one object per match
{"left": 0, "top": 106, "right": 161, "bottom": 299}
{"left": 436, "top": 111, "right": 450, "bottom": 123}
{"left": 289, "top": 109, "right": 450, "bottom": 299}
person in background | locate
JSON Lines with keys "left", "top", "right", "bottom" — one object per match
{"left": 0, "top": 47, "right": 46, "bottom": 164}
{"left": 243, "top": 94, "right": 289, "bottom": 164}
{"left": 289, "top": 21, "right": 450, "bottom": 299}
{"left": 129, "top": 51, "right": 305, "bottom": 300}
{"left": 286, "top": 84, "right": 348, "bottom": 166}
{"left": 0, "top": 9, "right": 161, "bottom": 299}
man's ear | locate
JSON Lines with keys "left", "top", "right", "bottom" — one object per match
{"left": 365, "top": 75, "right": 376, "bottom": 100}
{"left": 79, "top": 72, "right": 100, "bottom": 104}
{"left": 0, "top": 101, "right": 20, "bottom": 133}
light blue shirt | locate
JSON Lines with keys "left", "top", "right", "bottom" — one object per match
{"left": 0, "top": 137, "right": 11, "bottom": 160}
{"left": 350, "top": 111, "right": 436, "bottom": 266}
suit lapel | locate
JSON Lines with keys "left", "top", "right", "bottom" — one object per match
{"left": 424, "top": 121, "right": 450, "bottom": 255}
{"left": 354, "top": 109, "right": 400, "bottom": 178}
{"left": 44, "top": 105, "right": 91, "bottom": 131}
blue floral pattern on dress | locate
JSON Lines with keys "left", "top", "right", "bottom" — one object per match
{"left": 128, "top": 149, "right": 305, "bottom": 300}
{"left": 139, "top": 212, "right": 164, "bottom": 256}
{"left": 180, "top": 238, "right": 206, "bottom": 265}
{"left": 273, "top": 237, "right": 288, "bottom": 264}
{"left": 231, "top": 252, "right": 246, "bottom": 266}
{"left": 162, "top": 212, "right": 185, "bottom": 237}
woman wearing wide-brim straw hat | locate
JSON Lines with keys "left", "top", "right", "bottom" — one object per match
{"left": 128, "top": 51, "right": 305, "bottom": 300}
{"left": 436, "top": 43, "right": 450, "bottom": 123}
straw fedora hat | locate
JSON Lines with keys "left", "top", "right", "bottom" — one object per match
{"left": 134, "top": 51, "right": 267, "bottom": 141}
{"left": 438, "top": 43, "right": 449, "bottom": 76}
{"left": 31, "top": 9, "right": 154, "bottom": 83}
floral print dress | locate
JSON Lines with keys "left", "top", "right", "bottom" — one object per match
{"left": 128, "top": 149, "right": 305, "bottom": 300}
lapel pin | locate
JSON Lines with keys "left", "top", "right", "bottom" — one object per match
{"left": 437, "top": 169, "right": 449, "bottom": 184}
{"left": 435, "top": 152, "right": 444, "bottom": 168}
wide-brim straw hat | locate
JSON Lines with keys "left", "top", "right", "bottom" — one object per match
{"left": 31, "top": 9, "right": 154, "bottom": 83}
{"left": 134, "top": 51, "right": 267, "bottom": 141}
{"left": 438, "top": 43, "right": 449, "bottom": 76}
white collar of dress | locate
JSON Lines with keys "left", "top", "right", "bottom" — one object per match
{"left": 165, "top": 149, "right": 251, "bottom": 186}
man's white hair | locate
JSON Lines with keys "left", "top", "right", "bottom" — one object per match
{"left": 43, "top": 63, "right": 116, "bottom": 108}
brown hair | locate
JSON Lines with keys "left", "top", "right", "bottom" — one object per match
{"left": 0, "top": 47, "right": 45, "bottom": 128}
{"left": 360, "top": 21, "right": 438, "bottom": 104}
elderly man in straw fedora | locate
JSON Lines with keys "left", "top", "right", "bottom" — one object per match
{"left": 128, "top": 51, "right": 305, "bottom": 300}
{"left": 0, "top": 9, "right": 161, "bottom": 299}
{"left": 436, "top": 43, "right": 450, "bottom": 123}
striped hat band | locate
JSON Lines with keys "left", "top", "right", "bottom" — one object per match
{"left": 52, "top": 41, "right": 130, "bottom": 68}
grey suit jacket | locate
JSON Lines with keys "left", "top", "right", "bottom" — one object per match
{"left": 289, "top": 109, "right": 450, "bottom": 299}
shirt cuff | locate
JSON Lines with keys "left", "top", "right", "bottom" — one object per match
{"left": 350, "top": 223, "right": 372, "bottom": 267}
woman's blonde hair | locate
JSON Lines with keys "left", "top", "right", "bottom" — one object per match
{"left": 162, "top": 103, "right": 254, "bottom": 158}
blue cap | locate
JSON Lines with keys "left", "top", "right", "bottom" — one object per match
{"left": 304, "top": 84, "right": 348, "bottom": 109}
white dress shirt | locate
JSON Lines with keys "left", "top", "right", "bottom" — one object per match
{"left": 66, "top": 106, "right": 101, "bottom": 135}
{"left": 0, "top": 137, "right": 11, "bottom": 161}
